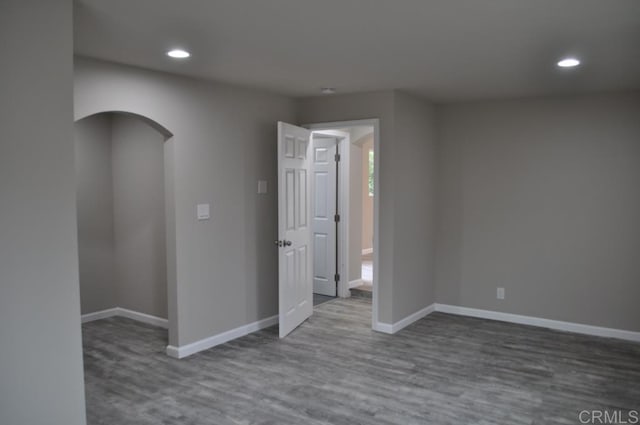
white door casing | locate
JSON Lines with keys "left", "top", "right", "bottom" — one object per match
{"left": 277, "top": 122, "right": 313, "bottom": 338}
{"left": 311, "top": 136, "right": 338, "bottom": 296}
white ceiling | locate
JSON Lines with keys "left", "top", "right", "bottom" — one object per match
{"left": 74, "top": 0, "right": 640, "bottom": 102}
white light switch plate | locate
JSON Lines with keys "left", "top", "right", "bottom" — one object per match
{"left": 197, "top": 203, "right": 210, "bottom": 220}
{"left": 258, "top": 180, "right": 268, "bottom": 194}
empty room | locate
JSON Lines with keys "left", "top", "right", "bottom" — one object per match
{"left": 1, "top": 1, "right": 639, "bottom": 425}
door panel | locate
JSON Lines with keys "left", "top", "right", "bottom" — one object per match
{"left": 311, "top": 137, "right": 337, "bottom": 296}
{"left": 314, "top": 172, "right": 328, "bottom": 218}
{"left": 285, "top": 170, "right": 295, "bottom": 230}
{"left": 313, "top": 234, "right": 328, "bottom": 278}
{"left": 278, "top": 122, "right": 312, "bottom": 338}
{"left": 297, "top": 170, "right": 307, "bottom": 227}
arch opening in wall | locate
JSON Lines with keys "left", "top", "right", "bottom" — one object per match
{"left": 75, "top": 111, "right": 177, "bottom": 349}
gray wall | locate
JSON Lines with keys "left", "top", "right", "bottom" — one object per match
{"left": 298, "top": 90, "right": 438, "bottom": 324}
{"left": 435, "top": 91, "right": 640, "bottom": 331}
{"left": 75, "top": 114, "right": 116, "bottom": 314}
{"left": 392, "top": 92, "right": 438, "bottom": 321}
{"left": 112, "top": 113, "right": 168, "bottom": 318}
{"left": 75, "top": 58, "right": 297, "bottom": 346}
{"left": 75, "top": 113, "right": 169, "bottom": 319}
{"left": 0, "top": 1, "right": 87, "bottom": 424}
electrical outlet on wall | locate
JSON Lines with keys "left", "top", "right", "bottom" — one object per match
{"left": 497, "top": 287, "right": 505, "bottom": 300}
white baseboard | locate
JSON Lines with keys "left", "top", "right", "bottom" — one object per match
{"left": 349, "top": 279, "right": 363, "bottom": 289}
{"left": 166, "top": 314, "right": 278, "bottom": 359}
{"left": 362, "top": 248, "right": 373, "bottom": 255}
{"left": 81, "top": 308, "right": 119, "bottom": 323}
{"left": 373, "top": 304, "right": 436, "bottom": 334}
{"left": 81, "top": 307, "right": 168, "bottom": 329}
{"left": 372, "top": 302, "right": 640, "bottom": 342}
{"left": 434, "top": 304, "right": 640, "bottom": 343}
{"left": 372, "top": 321, "right": 394, "bottom": 333}
{"left": 116, "top": 308, "right": 168, "bottom": 329}
{"left": 392, "top": 304, "right": 436, "bottom": 333}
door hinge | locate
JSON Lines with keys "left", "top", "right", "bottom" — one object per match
{"left": 335, "top": 153, "right": 341, "bottom": 162}
{"left": 334, "top": 273, "right": 340, "bottom": 282}
{"left": 334, "top": 214, "right": 340, "bottom": 223}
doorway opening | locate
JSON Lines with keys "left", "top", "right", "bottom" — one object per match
{"left": 306, "top": 120, "right": 379, "bottom": 325}
{"left": 350, "top": 128, "right": 374, "bottom": 300}
{"left": 75, "top": 111, "right": 175, "bottom": 346}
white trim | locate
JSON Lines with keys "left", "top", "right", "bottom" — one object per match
{"left": 116, "top": 308, "right": 168, "bottom": 329}
{"left": 81, "top": 307, "right": 168, "bottom": 329}
{"left": 372, "top": 321, "right": 394, "bottom": 333}
{"left": 373, "top": 304, "right": 436, "bottom": 334}
{"left": 391, "top": 304, "right": 436, "bottom": 333}
{"left": 434, "top": 304, "right": 640, "bottom": 343}
{"left": 81, "top": 308, "right": 119, "bottom": 323}
{"left": 349, "top": 279, "right": 363, "bottom": 289}
{"left": 166, "top": 315, "right": 279, "bottom": 359}
{"left": 370, "top": 302, "right": 640, "bottom": 343}
{"left": 165, "top": 345, "right": 181, "bottom": 359}
{"left": 361, "top": 248, "right": 373, "bottom": 255}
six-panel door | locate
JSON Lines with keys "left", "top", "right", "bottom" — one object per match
{"left": 278, "top": 122, "right": 313, "bottom": 338}
{"left": 311, "top": 137, "right": 337, "bottom": 296}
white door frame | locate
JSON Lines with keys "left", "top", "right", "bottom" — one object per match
{"left": 304, "top": 119, "right": 380, "bottom": 330}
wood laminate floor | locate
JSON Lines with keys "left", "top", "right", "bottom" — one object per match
{"left": 82, "top": 298, "right": 640, "bottom": 425}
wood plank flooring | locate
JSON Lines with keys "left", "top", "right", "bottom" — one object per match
{"left": 82, "top": 298, "right": 640, "bottom": 425}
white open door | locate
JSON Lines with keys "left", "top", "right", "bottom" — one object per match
{"left": 277, "top": 122, "right": 313, "bottom": 338}
{"left": 311, "top": 136, "right": 338, "bottom": 296}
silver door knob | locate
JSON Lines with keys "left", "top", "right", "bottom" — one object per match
{"left": 284, "top": 240, "right": 292, "bottom": 246}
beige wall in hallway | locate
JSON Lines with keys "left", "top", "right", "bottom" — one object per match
{"left": 361, "top": 135, "right": 374, "bottom": 252}
{"left": 349, "top": 142, "right": 363, "bottom": 282}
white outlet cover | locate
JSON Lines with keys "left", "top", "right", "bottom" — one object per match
{"left": 258, "top": 180, "right": 268, "bottom": 194}
{"left": 197, "top": 203, "right": 210, "bottom": 220}
{"left": 497, "top": 287, "right": 505, "bottom": 300}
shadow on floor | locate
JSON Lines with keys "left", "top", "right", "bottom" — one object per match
{"left": 313, "top": 293, "right": 335, "bottom": 306}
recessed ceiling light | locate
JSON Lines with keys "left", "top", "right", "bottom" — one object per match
{"left": 557, "top": 58, "right": 580, "bottom": 68}
{"left": 167, "top": 49, "right": 191, "bottom": 59}
{"left": 321, "top": 87, "right": 336, "bottom": 94}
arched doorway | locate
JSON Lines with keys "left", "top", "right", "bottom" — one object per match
{"left": 75, "top": 111, "right": 177, "bottom": 348}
